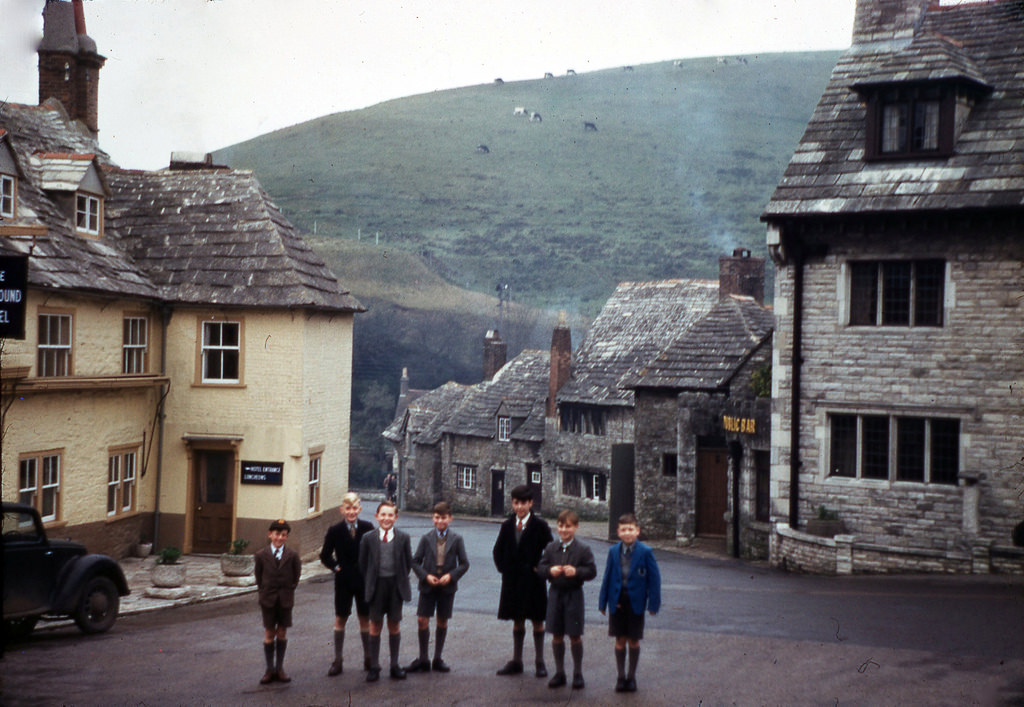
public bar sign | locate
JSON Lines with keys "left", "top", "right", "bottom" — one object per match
{"left": 723, "top": 415, "right": 756, "bottom": 434}
{"left": 241, "top": 460, "right": 284, "bottom": 485}
{"left": 0, "top": 255, "right": 28, "bottom": 340}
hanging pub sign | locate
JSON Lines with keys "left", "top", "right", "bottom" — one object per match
{"left": 0, "top": 255, "right": 28, "bottom": 340}
{"left": 723, "top": 414, "right": 756, "bottom": 434}
{"left": 241, "top": 460, "right": 284, "bottom": 485}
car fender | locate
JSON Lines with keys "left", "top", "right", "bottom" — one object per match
{"left": 52, "top": 555, "right": 130, "bottom": 613}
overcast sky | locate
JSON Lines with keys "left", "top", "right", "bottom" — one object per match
{"left": 2, "top": 0, "right": 860, "bottom": 169}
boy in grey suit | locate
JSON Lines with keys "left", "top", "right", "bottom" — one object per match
{"left": 358, "top": 500, "right": 413, "bottom": 682}
{"left": 538, "top": 509, "right": 597, "bottom": 690}
{"left": 406, "top": 501, "right": 470, "bottom": 673}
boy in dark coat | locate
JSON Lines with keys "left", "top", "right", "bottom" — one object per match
{"left": 319, "top": 491, "right": 375, "bottom": 676}
{"left": 538, "top": 509, "right": 597, "bottom": 689}
{"left": 254, "top": 518, "right": 302, "bottom": 685}
{"left": 405, "top": 501, "right": 470, "bottom": 673}
{"left": 358, "top": 500, "right": 414, "bottom": 682}
{"left": 598, "top": 513, "right": 661, "bottom": 693}
{"left": 492, "top": 484, "right": 553, "bottom": 677}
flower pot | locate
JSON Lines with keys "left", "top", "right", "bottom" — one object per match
{"left": 220, "top": 553, "right": 255, "bottom": 577}
{"left": 151, "top": 563, "right": 187, "bottom": 588}
{"left": 135, "top": 542, "right": 153, "bottom": 558}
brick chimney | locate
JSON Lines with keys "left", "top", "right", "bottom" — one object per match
{"left": 547, "top": 314, "right": 571, "bottom": 417}
{"left": 852, "top": 0, "right": 932, "bottom": 45}
{"left": 719, "top": 248, "right": 765, "bottom": 304}
{"left": 38, "top": 0, "right": 106, "bottom": 135}
{"left": 482, "top": 330, "right": 507, "bottom": 381}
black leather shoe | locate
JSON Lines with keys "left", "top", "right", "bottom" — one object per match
{"left": 496, "top": 661, "right": 523, "bottom": 675}
{"left": 390, "top": 666, "right": 407, "bottom": 679}
{"left": 624, "top": 677, "right": 637, "bottom": 692}
{"left": 327, "top": 660, "right": 343, "bottom": 677}
{"left": 275, "top": 669, "right": 291, "bottom": 684}
{"left": 615, "top": 677, "right": 628, "bottom": 692}
{"left": 366, "top": 667, "right": 381, "bottom": 682}
{"left": 572, "top": 674, "right": 585, "bottom": 689}
{"left": 260, "top": 670, "right": 275, "bottom": 685}
{"left": 548, "top": 672, "right": 567, "bottom": 688}
{"left": 535, "top": 662, "right": 548, "bottom": 678}
{"left": 405, "top": 658, "right": 431, "bottom": 673}
{"left": 431, "top": 658, "right": 451, "bottom": 673}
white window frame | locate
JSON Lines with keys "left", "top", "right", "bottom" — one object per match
{"left": 456, "top": 464, "right": 476, "bottom": 490}
{"left": 308, "top": 454, "right": 321, "bottom": 513}
{"left": 0, "top": 173, "right": 15, "bottom": 218}
{"left": 21, "top": 452, "right": 61, "bottom": 522}
{"left": 123, "top": 316, "right": 149, "bottom": 374}
{"left": 19, "top": 457, "right": 37, "bottom": 509}
{"left": 38, "top": 312, "right": 72, "bottom": 377}
{"left": 497, "top": 416, "right": 511, "bottom": 442}
{"left": 107, "top": 454, "right": 121, "bottom": 515}
{"left": 108, "top": 449, "right": 138, "bottom": 516}
{"left": 201, "top": 320, "right": 241, "bottom": 384}
{"left": 76, "top": 193, "right": 101, "bottom": 235}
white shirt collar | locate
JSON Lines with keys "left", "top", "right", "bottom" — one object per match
{"left": 379, "top": 528, "right": 392, "bottom": 542}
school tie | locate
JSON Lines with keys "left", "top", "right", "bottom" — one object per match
{"left": 517, "top": 519, "right": 524, "bottom": 533}
{"left": 275, "top": 548, "right": 282, "bottom": 561}
{"left": 349, "top": 524, "right": 356, "bottom": 538}
{"left": 382, "top": 531, "right": 389, "bottom": 544}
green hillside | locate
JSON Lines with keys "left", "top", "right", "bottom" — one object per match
{"left": 217, "top": 51, "right": 838, "bottom": 315}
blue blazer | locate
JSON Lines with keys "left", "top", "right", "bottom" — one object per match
{"left": 598, "top": 541, "right": 661, "bottom": 616}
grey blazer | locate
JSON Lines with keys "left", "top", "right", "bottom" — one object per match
{"left": 358, "top": 527, "right": 413, "bottom": 603}
{"left": 411, "top": 530, "right": 470, "bottom": 595}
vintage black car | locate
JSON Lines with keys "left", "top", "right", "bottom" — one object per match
{"left": 2, "top": 502, "right": 130, "bottom": 639}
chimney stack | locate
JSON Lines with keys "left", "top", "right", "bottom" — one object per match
{"left": 852, "top": 0, "right": 932, "bottom": 45}
{"left": 483, "top": 330, "right": 507, "bottom": 381}
{"left": 38, "top": 0, "right": 106, "bottom": 135}
{"left": 719, "top": 248, "right": 765, "bottom": 304}
{"left": 547, "top": 314, "right": 572, "bottom": 417}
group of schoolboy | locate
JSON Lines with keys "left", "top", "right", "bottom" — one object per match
{"left": 254, "top": 485, "right": 660, "bottom": 694}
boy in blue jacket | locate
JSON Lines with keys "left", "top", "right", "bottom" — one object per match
{"left": 598, "top": 513, "right": 661, "bottom": 693}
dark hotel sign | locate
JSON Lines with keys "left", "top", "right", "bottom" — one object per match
{"left": 241, "top": 460, "right": 284, "bottom": 485}
{"left": 0, "top": 255, "right": 28, "bottom": 340}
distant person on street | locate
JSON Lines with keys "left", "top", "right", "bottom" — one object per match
{"left": 383, "top": 472, "right": 398, "bottom": 503}
{"left": 319, "top": 491, "right": 375, "bottom": 676}
{"left": 405, "top": 501, "right": 470, "bottom": 674}
{"left": 598, "top": 513, "right": 661, "bottom": 693}
{"left": 492, "top": 484, "right": 553, "bottom": 678}
{"left": 358, "top": 500, "right": 413, "bottom": 682}
{"left": 538, "top": 509, "right": 597, "bottom": 690}
{"left": 254, "top": 518, "right": 302, "bottom": 685}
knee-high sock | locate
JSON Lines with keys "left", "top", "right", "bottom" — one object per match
{"left": 368, "top": 634, "right": 381, "bottom": 670}
{"left": 334, "top": 629, "right": 344, "bottom": 661}
{"left": 418, "top": 627, "right": 430, "bottom": 661}
{"left": 275, "top": 639, "right": 288, "bottom": 671}
{"left": 533, "top": 630, "right": 546, "bottom": 665}
{"left": 389, "top": 632, "right": 401, "bottom": 668}
{"left": 615, "top": 646, "right": 626, "bottom": 678}
{"left": 570, "top": 640, "right": 583, "bottom": 677}
{"left": 434, "top": 626, "right": 448, "bottom": 661}
{"left": 512, "top": 627, "right": 525, "bottom": 662}
{"left": 264, "top": 641, "right": 275, "bottom": 670}
{"left": 552, "top": 640, "right": 565, "bottom": 675}
{"left": 627, "top": 644, "right": 640, "bottom": 679}
{"left": 361, "top": 630, "right": 371, "bottom": 667}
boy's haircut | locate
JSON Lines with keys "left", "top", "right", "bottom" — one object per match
{"left": 433, "top": 501, "right": 452, "bottom": 516}
{"left": 557, "top": 509, "right": 580, "bottom": 526}
{"left": 341, "top": 491, "right": 361, "bottom": 507}
{"left": 510, "top": 484, "right": 533, "bottom": 502}
{"left": 617, "top": 513, "right": 638, "bottom": 527}
{"left": 269, "top": 518, "right": 291, "bottom": 532}
{"left": 376, "top": 499, "right": 398, "bottom": 514}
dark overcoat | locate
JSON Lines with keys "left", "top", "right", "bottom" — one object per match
{"left": 492, "top": 513, "right": 552, "bottom": 621}
{"left": 358, "top": 528, "right": 413, "bottom": 604}
{"left": 319, "top": 517, "right": 375, "bottom": 593}
{"left": 254, "top": 544, "right": 302, "bottom": 609}
{"left": 412, "top": 530, "right": 470, "bottom": 595}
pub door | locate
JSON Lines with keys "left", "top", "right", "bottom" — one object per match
{"left": 192, "top": 450, "right": 235, "bottom": 553}
{"left": 696, "top": 447, "right": 728, "bottom": 537}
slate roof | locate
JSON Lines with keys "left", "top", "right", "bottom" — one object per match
{"left": 621, "top": 295, "right": 775, "bottom": 392}
{"left": 0, "top": 100, "right": 363, "bottom": 312}
{"left": 763, "top": 0, "right": 1024, "bottom": 219}
{"left": 557, "top": 279, "right": 719, "bottom": 406}
{"left": 438, "top": 350, "right": 551, "bottom": 441}
{"left": 382, "top": 381, "right": 469, "bottom": 445}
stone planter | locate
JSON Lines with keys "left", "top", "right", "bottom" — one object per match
{"left": 805, "top": 519, "right": 845, "bottom": 538}
{"left": 145, "top": 562, "right": 191, "bottom": 599}
{"left": 219, "top": 553, "right": 256, "bottom": 587}
{"left": 135, "top": 542, "right": 153, "bottom": 558}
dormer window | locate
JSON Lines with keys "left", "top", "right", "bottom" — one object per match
{"left": 865, "top": 85, "right": 954, "bottom": 160}
{"left": 76, "top": 193, "right": 102, "bottom": 235}
{"left": 1, "top": 174, "right": 15, "bottom": 218}
{"left": 497, "top": 416, "right": 511, "bottom": 442}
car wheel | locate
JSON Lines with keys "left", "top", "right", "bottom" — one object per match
{"left": 73, "top": 576, "right": 120, "bottom": 634}
{"left": 3, "top": 616, "right": 39, "bottom": 641}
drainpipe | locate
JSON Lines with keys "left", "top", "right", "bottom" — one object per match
{"left": 788, "top": 245, "right": 804, "bottom": 528}
{"left": 152, "top": 304, "right": 172, "bottom": 547}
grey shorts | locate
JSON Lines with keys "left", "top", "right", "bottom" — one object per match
{"left": 368, "top": 576, "right": 404, "bottom": 623}
{"left": 417, "top": 589, "right": 455, "bottom": 620}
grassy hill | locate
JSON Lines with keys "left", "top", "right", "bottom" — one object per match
{"left": 216, "top": 51, "right": 839, "bottom": 315}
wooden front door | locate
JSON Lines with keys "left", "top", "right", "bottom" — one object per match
{"left": 192, "top": 450, "right": 235, "bottom": 553}
{"left": 490, "top": 469, "right": 505, "bottom": 517}
{"left": 696, "top": 448, "right": 728, "bottom": 536}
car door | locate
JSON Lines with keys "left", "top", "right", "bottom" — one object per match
{"left": 2, "top": 508, "right": 57, "bottom": 616}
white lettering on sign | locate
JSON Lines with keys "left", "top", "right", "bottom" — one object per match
{"left": 0, "top": 289, "right": 23, "bottom": 303}
{"left": 0, "top": 311, "right": 8, "bottom": 323}
{"left": 723, "top": 415, "right": 756, "bottom": 434}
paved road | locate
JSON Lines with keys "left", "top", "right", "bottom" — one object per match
{"left": 3, "top": 513, "right": 1023, "bottom": 706}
